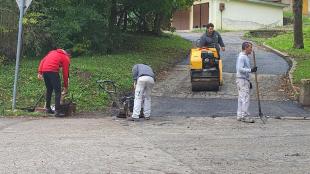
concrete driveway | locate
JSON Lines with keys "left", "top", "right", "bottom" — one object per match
{"left": 1, "top": 116, "right": 310, "bottom": 174}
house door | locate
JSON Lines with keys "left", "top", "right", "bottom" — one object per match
{"left": 193, "top": 3, "right": 209, "bottom": 29}
{"left": 172, "top": 9, "right": 190, "bottom": 30}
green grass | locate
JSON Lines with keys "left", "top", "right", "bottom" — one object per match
{"left": 264, "top": 30, "right": 310, "bottom": 84}
{"left": 283, "top": 11, "right": 294, "bottom": 18}
{"left": 0, "top": 33, "right": 192, "bottom": 116}
{"left": 245, "top": 15, "right": 310, "bottom": 85}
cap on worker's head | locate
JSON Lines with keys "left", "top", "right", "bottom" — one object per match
{"left": 58, "top": 49, "right": 71, "bottom": 56}
{"left": 64, "top": 49, "right": 72, "bottom": 56}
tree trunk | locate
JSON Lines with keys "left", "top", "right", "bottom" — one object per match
{"left": 137, "top": 14, "right": 147, "bottom": 32}
{"left": 117, "top": 10, "right": 124, "bottom": 28}
{"left": 293, "top": 0, "right": 304, "bottom": 49}
{"left": 107, "top": 0, "right": 118, "bottom": 53}
{"left": 109, "top": 0, "right": 117, "bottom": 32}
{"left": 137, "top": 13, "right": 143, "bottom": 32}
{"left": 123, "top": 9, "right": 128, "bottom": 31}
{"left": 153, "top": 13, "right": 163, "bottom": 35}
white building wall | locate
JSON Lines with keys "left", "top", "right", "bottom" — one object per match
{"left": 209, "top": 0, "right": 218, "bottom": 27}
{"left": 190, "top": 0, "right": 285, "bottom": 31}
{"left": 189, "top": 6, "right": 194, "bottom": 31}
{"left": 281, "top": 0, "right": 292, "bottom": 10}
{"left": 219, "top": 1, "right": 284, "bottom": 30}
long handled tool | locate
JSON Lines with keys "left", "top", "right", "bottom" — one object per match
{"left": 20, "top": 93, "right": 45, "bottom": 112}
{"left": 253, "top": 51, "right": 267, "bottom": 124}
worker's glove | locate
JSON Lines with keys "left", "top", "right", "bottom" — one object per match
{"left": 62, "top": 88, "right": 68, "bottom": 95}
{"left": 251, "top": 66, "right": 257, "bottom": 73}
{"left": 37, "top": 74, "right": 43, "bottom": 80}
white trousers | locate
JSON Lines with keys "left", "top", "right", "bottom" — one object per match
{"left": 132, "top": 76, "right": 154, "bottom": 118}
{"left": 236, "top": 78, "right": 251, "bottom": 118}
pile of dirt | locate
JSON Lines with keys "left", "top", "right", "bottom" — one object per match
{"left": 280, "top": 75, "right": 299, "bottom": 100}
{"left": 249, "top": 30, "right": 288, "bottom": 38}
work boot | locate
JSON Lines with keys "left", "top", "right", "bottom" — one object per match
{"left": 238, "top": 116, "right": 255, "bottom": 123}
{"left": 55, "top": 111, "right": 65, "bottom": 117}
{"left": 45, "top": 108, "right": 55, "bottom": 114}
{"left": 144, "top": 116, "right": 150, "bottom": 120}
{"left": 127, "top": 117, "right": 139, "bottom": 122}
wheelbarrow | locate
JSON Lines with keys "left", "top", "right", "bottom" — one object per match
{"left": 97, "top": 80, "right": 134, "bottom": 118}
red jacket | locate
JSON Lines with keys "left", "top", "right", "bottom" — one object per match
{"left": 38, "top": 49, "right": 70, "bottom": 88}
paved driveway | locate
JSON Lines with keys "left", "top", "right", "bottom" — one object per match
{"left": 177, "top": 31, "right": 289, "bottom": 74}
{"left": 151, "top": 31, "right": 309, "bottom": 118}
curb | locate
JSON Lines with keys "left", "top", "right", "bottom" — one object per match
{"left": 262, "top": 43, "right": 298, "bottom": 99}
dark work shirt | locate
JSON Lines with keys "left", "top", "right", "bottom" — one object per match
{"left": 199, "top": 31, "right": 225, "bottom": 54}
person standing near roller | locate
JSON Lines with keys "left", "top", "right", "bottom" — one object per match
{"left": 236, "top": 42, "right": 257, "bottom": 123}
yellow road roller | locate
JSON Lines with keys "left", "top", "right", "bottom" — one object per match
{"left": 190, "top": 47, "right": 223, "bottom": 91}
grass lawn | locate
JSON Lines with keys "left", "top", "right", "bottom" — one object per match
{"left": 0, "top": 33, "right": 192, "bottom": 116}
{"left": 246, "top": 15, "right": 310, "bottom": 85}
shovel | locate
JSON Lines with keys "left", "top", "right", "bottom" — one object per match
{"left": 20, "top": 93, "right": 45, "bottom": 112}
{"left": 253, "top": 51, "right": 267, "bottom": 124}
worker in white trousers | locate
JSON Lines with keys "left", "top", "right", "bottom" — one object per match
{"left": 129, "top": 64, "right": 155, "bottom": 121}
{"left": 236, "top": 42, "right": 257, "bottom": 123}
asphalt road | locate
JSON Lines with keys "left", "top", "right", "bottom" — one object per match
{"left": 152, "top": 32, "right": 309, "bottom": 118}
{"left": 178, "top": 32, "right": 289, "bottom": 74}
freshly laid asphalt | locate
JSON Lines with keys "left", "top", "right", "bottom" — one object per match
{"left": 152, "top": 97, "right": 309, "bottom": 117}
{"left": 178, "top": 32, "right": 289, "bottom": 74}
{"left": 152, "top": 31, "right": 309, "bottom": 118}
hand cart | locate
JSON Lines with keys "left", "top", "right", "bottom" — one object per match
{"left": 96, "top": 80, "right": 134, "bottom": 118}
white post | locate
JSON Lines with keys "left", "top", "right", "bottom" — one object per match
{"left": 12, "top": 0, "right": 25, "bottom": 110}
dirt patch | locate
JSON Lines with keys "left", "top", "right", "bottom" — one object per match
{"left": 77, "top": 71, "right": 92, "bottom": 79}
{"left": 280, "top": 75, "right": 299, "bottom": 100}
{"left": 249, "top": 30, "right": 288, "bottom": 38}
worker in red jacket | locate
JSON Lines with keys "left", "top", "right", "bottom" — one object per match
{"left": 38, "top": 49, "right": 70, "bottom": 117}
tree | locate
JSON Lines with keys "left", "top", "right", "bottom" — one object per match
{"left": 293, "top": 0, "right": 304, "bottom": 49}
{"left": 17, "top": 0, "right": 195, "bottom": 55}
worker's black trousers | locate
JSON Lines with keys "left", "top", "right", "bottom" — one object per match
{"left": 43, "top": 72, "right": 61, "bottom": 111}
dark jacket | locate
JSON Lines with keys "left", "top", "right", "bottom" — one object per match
{"left": 199, "top": 31, "right": 225, "bottom": 54}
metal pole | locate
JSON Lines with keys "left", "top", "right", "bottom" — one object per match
{"left": 199, "top": 4, "right": 202, "bottom": 29}
{"left": 221, "top": 11, "right": 222, "bottom": 30}
{"left": 12, "top": 0, "right": 25, "bottom": 110}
